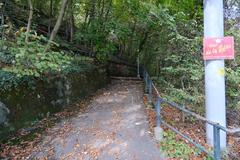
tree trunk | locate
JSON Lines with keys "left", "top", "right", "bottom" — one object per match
{"left": 69, "top": 14, "right": 74, "bottom": 42}
{"left": 48, "top": 0, "right": 53, "bottom": 36}
{"left": 0, "top": 2, "right": 4, "bottom": 40}
{"left": 88, "top": 0, "right": 96, "bottom": 25}
{"left": 45, "top": 0, "right": 69, "bottom": 51}
{"left": 104, "top": 0, "right": 112, "bottom": 21}
{"left": 138, "top": 31, "right": 149, "bottom": 54}
{"left": 99, "top": 0, "right": 105, "bottom": 21}
{"left": 83, "top": 8, "right": 89, "bottom": 29}
{"left": 127, "top": 21, "right": 136, "bottom": 55}
{"left": 25, "top": 0, "right": 33, "bottom": 43}
{"left": 69, "top": 0, "right": 74, "bottom": 42}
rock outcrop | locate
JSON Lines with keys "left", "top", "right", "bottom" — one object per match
{"left": 0, "top": 101, "right": 10, "bottom": 125}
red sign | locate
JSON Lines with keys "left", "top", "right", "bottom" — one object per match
{"left": 203, "top": 36, "right": 234, "bottom": 60}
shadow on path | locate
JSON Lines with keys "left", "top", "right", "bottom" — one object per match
{"left": 30, "top": 80, "right": 164, "bottom": 160}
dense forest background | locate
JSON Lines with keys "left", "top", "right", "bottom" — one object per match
{"left": 1, "top": 0, "right": 240, "bottom": 159}
{"left": 0, "top": 0, "right": 240, "bottom": 111}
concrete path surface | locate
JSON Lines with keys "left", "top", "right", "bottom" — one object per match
{"left": 29, "top": 80, "right": 163, "bottom": 160}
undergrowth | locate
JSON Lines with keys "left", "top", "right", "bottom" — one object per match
{"left": 160, "top": 130, "right": 213, "bottom": 160}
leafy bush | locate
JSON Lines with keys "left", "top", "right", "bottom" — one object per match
{"left": 74, "top": 19, "right": 117, "bottom": 62}
{"left": 225, "top": 20, "right": 240, "bottom": 109}
{"left": 141, "top": 4, "right": 240, "bottom": 110}
{"left": 1, "top": 32, "right": 72, "bottom": 78}
{"left": 160, "top": 131, "right": 200, "bottom": 159}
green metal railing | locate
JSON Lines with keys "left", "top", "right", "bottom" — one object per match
{"left": 142, "top": 69, "right": 240, "bottom": 160}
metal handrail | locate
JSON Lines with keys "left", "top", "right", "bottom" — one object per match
{"left": 142, "top": 69, "right": 240, "bottom": 160}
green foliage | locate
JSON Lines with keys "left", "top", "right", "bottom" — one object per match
{"left": 224, "top": 19, "right": 240, "bottom": 108}
{"left": 3, "top": 0, "right": 240, "bottom": 110}
{"left": 136, "top": 2, "right": 240, "bottom": 110}
{"left": 2, "top": 32, "right": 72, "bottom": 77}
{"left": 74, "top": 19, "right": 117, "bottom": 62}
{"left": 226, "top": 67, "right": 240, "bottom": 108}
{"left": 160, "top": 131, "right": 200, "bottom": 159}
{"left": 0, "top": 71, "right": 18, "bottom": 90}
{"left": 136, "top": 4, "right": 205, "bottom": 107}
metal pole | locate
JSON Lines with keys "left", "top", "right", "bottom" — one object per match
{"left": 154, "top": 96, "right": 163, "bottom": 141}
{"left": 213, "top": 125, "right": 221, "bottom": 160}
{"left": 204, "top": 0, "right": 226, "bottom": 148}
{"left": 156, "top": 96, "right": 161, "bottom": 127}
{"left": 145, "top": 72, "right": 148, "bottom": 93}
{"left": 148, "top": 79, "right": 152, "bottom": 102}
{"left": 137, "top": 55, "right": 140, "bottom": 78}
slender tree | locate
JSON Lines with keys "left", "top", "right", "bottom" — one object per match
{"left": 25, "top": 0, "right": 33, "bottom": 43}
{"left": 68, "top": 0, "right": 74, "bottom": 42}
{"left": 45, "top": 0, "right": 69, "bottom": 51}
{"left": 0, "top": 2, "right": 4, "bottom": 40}
{"left": 48, "top": 0, "right": 53, "bottom": 36}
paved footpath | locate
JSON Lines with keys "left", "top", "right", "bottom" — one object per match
{"left": 29, "top": 80, "right": 164, "bottom": 160}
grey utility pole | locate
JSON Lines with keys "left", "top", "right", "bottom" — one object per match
{"left": 204, "top": 0, "right": 226, "bottom": 148}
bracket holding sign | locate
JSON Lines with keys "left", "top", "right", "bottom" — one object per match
{"left": 203, "top": 36, "right": 235, "bottom": 60}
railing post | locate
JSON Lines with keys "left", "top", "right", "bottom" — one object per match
{"left": 143, "top": 69, "right": 145, "bottom": 81}
{"left": 154, "top": 96, "right": 163, "bottom": 141}
{"left": 137, "top": 56, "right": 140, "bottom": 78}
{"left": 148, "top": 79, "right": 152, "bottom": 103}
{"left": 145, "top": 73, "right": 148, "bottom": 93}
{"left": 156, "top": 96, "right": 161, "bottom": 127}
{"left": 213, "top": 125, "right": 221, "bottom": 160}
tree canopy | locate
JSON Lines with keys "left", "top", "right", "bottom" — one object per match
{"left": 0, "top": 0, "right": 240, "bottom": 108}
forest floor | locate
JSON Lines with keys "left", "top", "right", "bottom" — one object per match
{"left": 2, "top": 79, "right": 163, "bottom": 160}
{"left": 145, "top": 95, "right": 240, "bottom": 159}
